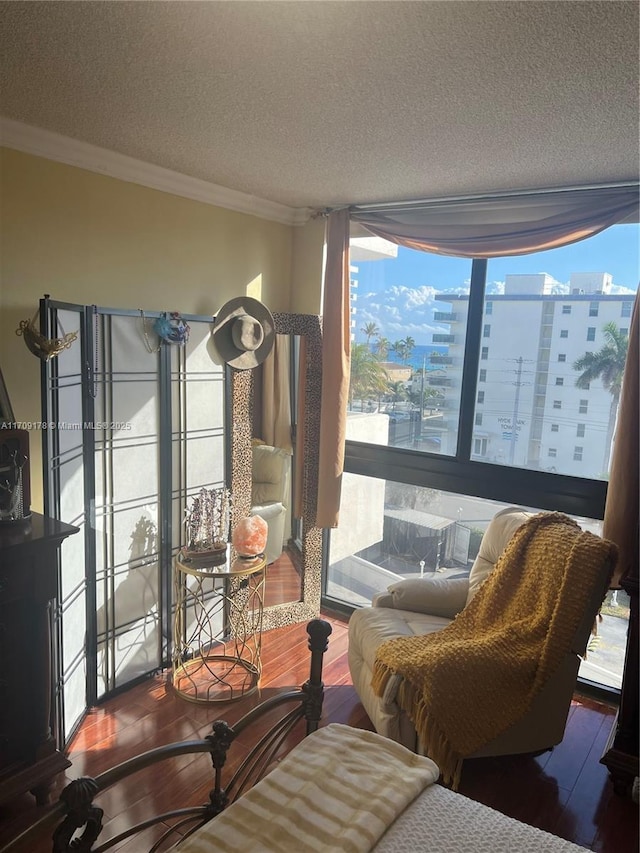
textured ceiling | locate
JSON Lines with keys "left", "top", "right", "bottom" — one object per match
{"left": 1, "top": 1, "right": 638, "bottom": 212}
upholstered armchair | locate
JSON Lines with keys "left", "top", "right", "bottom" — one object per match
{"left": 250, "top": 444, "right": 291, "bottom": 565}
{"left": 348, "top": 507, "right": 614, "bottom": 760}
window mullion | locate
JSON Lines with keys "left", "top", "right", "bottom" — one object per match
{"left": 456, "top": 258, "right": 487, "bottom": 459}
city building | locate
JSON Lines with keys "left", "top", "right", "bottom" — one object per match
{"left": 349, "top": 235, "right": 398, "bottom": 341}
{"left": 433, "top": 274, "right": 634, "bottom": 478}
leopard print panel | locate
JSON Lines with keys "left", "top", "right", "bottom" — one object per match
{"left": 230, "top": 313, "right": 323, "bottom": 630}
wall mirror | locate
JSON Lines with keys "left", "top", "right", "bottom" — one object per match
{"left": 229, "top": 313, "right": 323, "bottom": 630}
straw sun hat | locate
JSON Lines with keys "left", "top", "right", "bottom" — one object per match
{"left": 212, "top": 297, "right": 275, "bottom": 370}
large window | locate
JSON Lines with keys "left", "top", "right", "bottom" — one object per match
{"left": 328, "top": 223, "right": 639, "bottom": 693}
{"left": 345, "top": 224, "right": 637, "bottom": 478}
{"left": 327, "top": 473, "right": 625, "bottom": 689}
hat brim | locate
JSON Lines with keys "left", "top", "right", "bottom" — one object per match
{"left": 212, "top": 297, "right": 275, "bottom": 370}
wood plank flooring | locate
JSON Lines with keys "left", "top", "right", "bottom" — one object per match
{"left": 0, "top": 613, "right": 637, "bottom": 852}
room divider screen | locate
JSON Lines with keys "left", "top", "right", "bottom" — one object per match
{"left": 41, "top": 298, "right": 228, "bottom": 746}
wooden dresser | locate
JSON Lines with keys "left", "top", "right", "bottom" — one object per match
{"left": 0, "top": 513, "right": 78, "bottom": 804}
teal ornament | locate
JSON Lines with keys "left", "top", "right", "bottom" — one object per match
{"left": 153, "top": 312, "right": 191, "bottom": 345}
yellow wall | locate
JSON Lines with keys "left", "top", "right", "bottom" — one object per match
{"left": 1, "top": 148, "right": 323, "bottom": 510}
{"left": 290, "top": 217, "right": 326, "bottom": 315}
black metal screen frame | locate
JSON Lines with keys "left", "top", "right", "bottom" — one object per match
{"left": 41, "top": 297, "right": 228, "bottom": 745}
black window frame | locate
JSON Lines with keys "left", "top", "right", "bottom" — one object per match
{"left": 336, "top": 258, "right": 607, "bottom": 564}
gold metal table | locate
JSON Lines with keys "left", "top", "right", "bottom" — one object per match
{"left": 172, "top": 549, "right": 266, "bottom": 703}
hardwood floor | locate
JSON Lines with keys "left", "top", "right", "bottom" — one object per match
{"left": 263, "top": 544, "right": 303, "bottom": 607}
{"left": 0, "top": 613, "right": 637, "bottom": 852}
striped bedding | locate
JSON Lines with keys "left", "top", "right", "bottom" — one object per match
{"left": 176, "top": 723, "right": 587, "bottom": 853}
{"left": 177, "top": 723, "right": 439, "bottom": 853}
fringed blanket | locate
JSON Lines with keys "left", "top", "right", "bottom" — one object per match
{"left": 177, "top": 724, "right": 439, "bottom": 853}
{"left": 372, "top": 512, "right": 616, "bottom": 790}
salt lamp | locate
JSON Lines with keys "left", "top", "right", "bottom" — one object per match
{"left": 232, "top": 515, "right": 268, "bottom": 558}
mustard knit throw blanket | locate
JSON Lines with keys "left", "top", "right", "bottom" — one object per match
{"left": 372, "top": 512, "right": 616, "bottom": 790}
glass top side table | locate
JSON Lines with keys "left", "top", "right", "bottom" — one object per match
{"left": 172, "top": 549, "right": 267, "bottom": 703}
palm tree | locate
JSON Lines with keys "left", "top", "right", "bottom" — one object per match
{"left": 361, "top": 322, "right": 380, "bottom": 346}
{"left": 409, "top": 384, "right": 439, "bottom": 414}
{"left": 403, "top": 335, "right": 416, "bottom": 365}
{"left": 375, "top": 336, "right": 390, "bottom": 360}
{"left": 387, "top": 380, "right": 408, "bottom": 411}
{"left": 391, "top": 340, "right": 407, "bottom": 363}
{"left": 349, "top": 343, "right": 389, "bottom": 409}
{"left": 573, "top": 321, "right": 629, "bottom": 474}
{"left": 392, "top": 337, "right": 415, "bottom": 365}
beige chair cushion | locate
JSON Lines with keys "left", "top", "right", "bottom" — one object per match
{"left": 385, "top": 577, "right": 469, "bottom": 618}
{"left": 465, "top": 506, "right": 531, "bottom": 606}
{"left": 349, "top": 605, "right": 451, "bottom": 675}
{"left": 251, "top": 445, "right": 289, "bottom": 505}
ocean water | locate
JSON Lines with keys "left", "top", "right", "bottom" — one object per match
{"left": 370, "top": 343, "right": 448, "bottom": 371}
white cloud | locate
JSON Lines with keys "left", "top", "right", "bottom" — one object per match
{"left": 357, "top": 284, "right": 458, "bottom": 344}
{"left": 609, "top": 284, "right": 637, "bottom": 295}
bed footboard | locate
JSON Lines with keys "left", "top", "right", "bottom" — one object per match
{"left": 5, "top": 618, "right": 332, "bottom": 853}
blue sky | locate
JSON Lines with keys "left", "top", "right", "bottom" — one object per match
{"left": 353, "top": 224, "right": 639, "bottom": 345}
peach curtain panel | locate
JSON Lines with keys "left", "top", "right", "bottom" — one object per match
{"left": 261, "top": 333, "right": 293, "bottom": 453}
{"left": 603, "top": 289, "right": 639, "bottom": 589}
{"left": 317, "top": 209, "right": 351, "bottom": 528}
{"left": 350, "top": 186, "right": 639, "bottom": 258}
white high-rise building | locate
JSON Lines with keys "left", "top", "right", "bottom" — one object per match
{"left": 569, "top": 272, "right": 613, "bottom": 294}
{"left": 434, "top": 281, "right": 634, "bottom": 479}
{"left": 349, "top": 236, "right": 398, "bottom": 342}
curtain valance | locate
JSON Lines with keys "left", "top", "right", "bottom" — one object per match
{"left": 349, "top": 185, "right": 639, "bottom": 258}
{"left": 317, "top": 185, "right": 639, "bottom": 527}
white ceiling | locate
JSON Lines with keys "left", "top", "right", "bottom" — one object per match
{"left": 1, "top": 1, "right": 638, "bottom": 216}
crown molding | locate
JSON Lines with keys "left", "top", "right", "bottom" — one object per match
{"left": 1, "top": 117, "right": 312, "bottom": 226}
